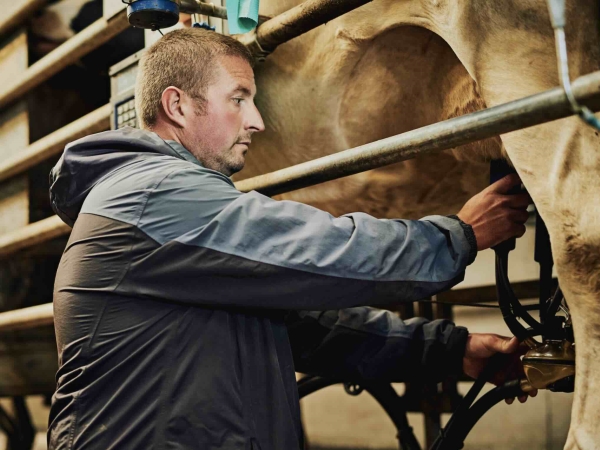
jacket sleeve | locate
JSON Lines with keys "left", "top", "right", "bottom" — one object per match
{"left": 286, "top": 308, "right": 468, "bottom": 383}
{"left": 115, "top": 166, "right": 477, "bottom": 310}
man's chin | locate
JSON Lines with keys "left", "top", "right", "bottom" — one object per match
{"left": 226, "top": 160, "right": 245, "bottom": 177}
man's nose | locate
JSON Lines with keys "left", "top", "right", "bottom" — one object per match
{"left": 247, "top": 103, "right": 265, "bottom": 133}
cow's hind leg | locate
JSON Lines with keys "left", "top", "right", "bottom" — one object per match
{"left": 504, "top": 117, "right": 600, "bottom": 450}
{"left": 553, "top": 206, "right": 600, "bottom": 450}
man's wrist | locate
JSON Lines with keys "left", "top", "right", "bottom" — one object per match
{"left": 448, "top": 214, "right": 478, "bottom": 265}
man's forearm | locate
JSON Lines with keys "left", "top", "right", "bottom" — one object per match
{"left": 286, "top": 307, "right": 468, "bottom": 382}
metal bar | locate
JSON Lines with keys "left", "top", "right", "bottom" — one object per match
{"left": 182, "top": 0, "right": 370, "bottom": 42}
{"left": 0, "top": 10, "right": 129, "bottom": 110}
{"left": 180, "top": 0, "right": 228, "bottom": 19}
{"left": 0, "top": 104, "right": 110, "bottom": 184}
{"left": 436, "top": 279, "right": 558, "bottom": 305}
{"left": 0, "top": 303, "right": 53, "bottom": 333}
{"left": 255, "top": 0, "right": 372, "bottom": 50}
{"left": 0, "top": 0, "right": 48, "bottom": 39}
{"left": 0, "top": 215, "right": 70, "bottom": 258}
{"left": 235, "top": 69, "right": 600, "bottom": 196}
{"left": 180, "top": 0, "right": 271, "bottom": 26}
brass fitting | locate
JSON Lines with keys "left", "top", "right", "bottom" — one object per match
{"left": 523, "top": 336, "right": 541, "bottom": 349}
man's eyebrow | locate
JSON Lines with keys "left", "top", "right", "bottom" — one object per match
{"left": 232, "top": 85, "right": 253, "bottom": 96}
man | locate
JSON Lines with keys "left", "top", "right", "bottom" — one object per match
{"left": 48, "top": 28, "right": 533, "bottom": 449}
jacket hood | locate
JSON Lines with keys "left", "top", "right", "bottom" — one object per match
{"left": 50, "top": 127, "right": 199, "bottom": 227}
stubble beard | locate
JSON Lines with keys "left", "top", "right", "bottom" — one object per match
{"left": 219, "top": 144, "right": 246, "bottom": 177}
{"left": 190, "top": 141, "right": 246, "bottom": 177}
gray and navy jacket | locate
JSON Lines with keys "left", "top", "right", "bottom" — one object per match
{"left": 48, "top": 127, "right": 476, "bottom": 450}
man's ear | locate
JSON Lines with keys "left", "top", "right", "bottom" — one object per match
{"left": 160, "top": 86, "right": 187, "bottom": 127}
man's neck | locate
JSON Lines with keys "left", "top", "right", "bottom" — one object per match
{"left": 149, "top": 123, "right": 181, "bottom": 146}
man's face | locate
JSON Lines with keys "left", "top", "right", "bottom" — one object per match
{"left": 181, "top": 55, "right": 264, "bottom": 176}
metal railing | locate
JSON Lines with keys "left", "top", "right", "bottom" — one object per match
{"left": 0, "top": 303, "right": 53, "bottom": 332}
{"left": 235, "top": 70, "right": 600, "bottom": 196}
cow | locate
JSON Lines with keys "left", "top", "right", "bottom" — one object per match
{"left": 236, "top": 1, "right": 600, "bottom": 448}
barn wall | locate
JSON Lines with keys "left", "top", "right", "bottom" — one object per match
{"left": 0, "top": 29, "right": 29, "bottom": 235}
{"left": 103, "top": 0, "right": 124, "bottom": 19}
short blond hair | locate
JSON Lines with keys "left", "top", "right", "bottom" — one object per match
{"left": 135, "top": 28, "right": 253, "bottom": 129}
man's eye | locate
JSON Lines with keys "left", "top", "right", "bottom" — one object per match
{"left": 233, "top": 98, "right": 243, "bottom": 104}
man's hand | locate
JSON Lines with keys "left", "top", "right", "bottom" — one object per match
{"left": 463, "top": 333, "right": 537, "bottom": 404}
{"left": 457, "top": 174, "right": 531, "bottom": 250}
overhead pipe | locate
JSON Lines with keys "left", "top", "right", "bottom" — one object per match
{"left": 253, "top": 0, "right": 372, "bottom": 51}
{"left": 0, "top": 10, "right": 129, "bottom": 110}
{"left": 233, "top": 0, "right": 373, "bottom": 60}
{"left": 180, "top": 0, "right": 228, "bottom": 19}
{"left": 180, "top": 0, "right": 371, "bottom": 49}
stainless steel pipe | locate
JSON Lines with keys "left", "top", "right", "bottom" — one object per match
{"left": 233, "top": 0, "right": 372, "bottom": 59}
{"left": 235, "top": 69, "right": 600, "bottom": 196}
{"left": 254, "top": 0, "right": 372, "bottom": 51}
{"left": 180, "top": 0, "right": 228, "bottom": 20}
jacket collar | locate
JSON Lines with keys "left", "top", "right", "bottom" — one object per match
{"left": 165, "top": 139, "right": 204, "bottom": 168}
{"left": 164, "top": 137, "right": 236, "bottom": 188}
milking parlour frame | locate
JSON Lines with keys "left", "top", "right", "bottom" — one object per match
{"left": 0, "top": 0, "right": 598, "bottom": 449}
